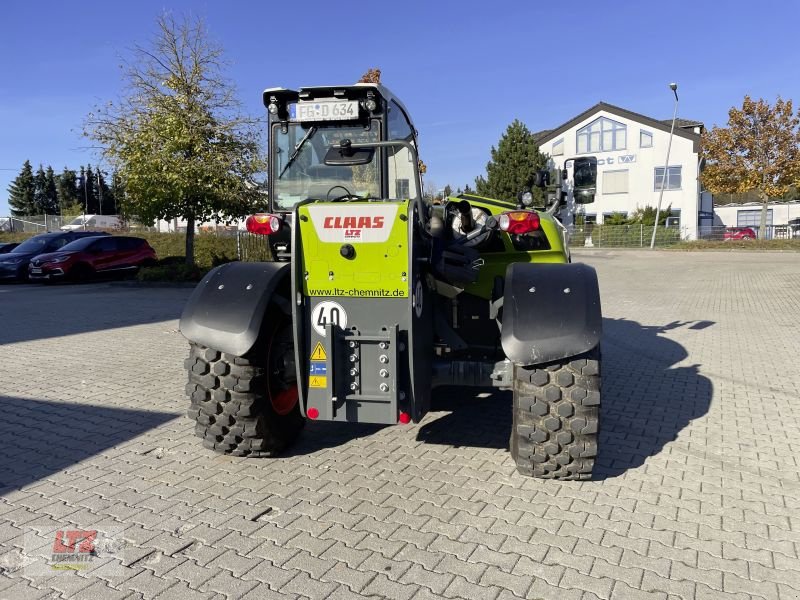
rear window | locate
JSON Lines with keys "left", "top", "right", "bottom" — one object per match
{"left": 60, "top": 236, "right": 106, "bottom": 252}
{"left": 117, "top": 237, "right": 145, "bottom": 250}
{"left": 93, "top": 238, "right": 119, "bottom": 252}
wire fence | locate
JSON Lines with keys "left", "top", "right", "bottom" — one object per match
{"left": 567, "top": 225, "right": 686, "bottom": 248}
{"left": 697, "top": 224, "right": 800, "bottom": 240}
{"left": 0, "top": 215, "right": 68, "bottom": 232}
{"left": 236, "top": 231, "right": 272, "bottom": 261}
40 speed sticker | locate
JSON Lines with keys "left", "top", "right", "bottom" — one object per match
{"left": 311, "top": 301, "right": 348, "bottom": 337}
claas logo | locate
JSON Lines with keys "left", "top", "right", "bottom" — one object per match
{"left": 323, "top": 216, "right": 385, "bottom": 229}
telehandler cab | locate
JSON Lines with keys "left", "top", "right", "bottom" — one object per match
{"left": 180, "top": 83, "right": 602, "bottom": 479}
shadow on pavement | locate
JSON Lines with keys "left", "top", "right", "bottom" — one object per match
{"left": 415, "top": 317, "right": 714, "bottom": 480}
{"left": 0, "top": 396, "right": 178, "bottom": 494}
{"left": 594, "top": 318, "right": 714, "bottom": 479}
{"left": 281, "top": 420, "right": 388, "bottom": 457}
{"left": 0, "top": 284, "right": 192, "bottom": 345}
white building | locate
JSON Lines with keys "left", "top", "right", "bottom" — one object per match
{"left": 535, "top": 102, "right": 710, "bottom": 240}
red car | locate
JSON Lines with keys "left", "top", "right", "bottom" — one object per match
{"left": 28, "top": 236, "right": 157, "bottom": 281}
{"left": 724, "top": 227, "right": 756, "bottom": 241}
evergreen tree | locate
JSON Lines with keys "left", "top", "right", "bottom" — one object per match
{"left": 7, "top": 160, "right": 36, "bottom": 215}
{"left": 43, "top": 166, "right": 59, "bottom": 214}
{"left": 56, "top": 167, "right": 79, "bottom": 213}
{"left": 76, "top": 165, "right": 100, "bottom": 214}
{"left": 33, "top": 164, "right": 47, "bottom": 215}
{"left": 95, "top": 170, "right": 113, "bottom": 214}
{"left": 475, "top": 119, "right": 548, "bottom": 203}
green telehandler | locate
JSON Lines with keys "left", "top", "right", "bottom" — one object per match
{"left": 180, "top": 83, "right": 601, "bottom": 479}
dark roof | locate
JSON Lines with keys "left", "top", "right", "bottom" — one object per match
{"left": 535, "top": 102, "right": 702, "bottom": 152}
{"left": 659, "top": 118, "right": 703, "bottom": 130}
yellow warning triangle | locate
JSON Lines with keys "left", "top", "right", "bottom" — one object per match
{"left": 310, "top": 342, "right": 327, "bottom": 361}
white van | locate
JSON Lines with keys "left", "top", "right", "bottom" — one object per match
{"left": 60, "top": 215, "right": 122, "bottom": 231}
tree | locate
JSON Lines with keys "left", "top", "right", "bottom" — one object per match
{"left": 33, "top": 165, "right": 47, "bottom": 215}
{"left": 85, "top": 14, "right": 263, "bottom": 266}
{"left": 56, "top": 167, "right": 79, "bottom": 213}
{"left": 42, "top": 166, "right": 59, "bottom": 214}
{"left": 701, "top": 96, "right": 800, "bottom": 238}
{"left": 7, "top": 160, "right": 36, "bottom": 216}
{"left": 358, "top": 68, "right": 382, "bottom": 84}
{"left": 475, "top": 120, "right": 548, "bottom": 203}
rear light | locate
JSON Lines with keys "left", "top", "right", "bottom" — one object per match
{"left": 398, "top": 412, "right": 411, "bottom": 424}
{"left": 246, "top": 213, "right": 282, "bottom": 235}
{"left": 306, "top": 407, "right": 319, "bottom": 420}
{"left": 498, "top": 210, "right": 540, "bottom": 234}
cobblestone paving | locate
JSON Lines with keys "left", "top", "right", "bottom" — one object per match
{"left": 1, "top": 250, "right": 799, "bottom": 599}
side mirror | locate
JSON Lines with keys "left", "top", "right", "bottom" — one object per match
{"left": 572, "top": 157, "right": 597, "bottom": 204}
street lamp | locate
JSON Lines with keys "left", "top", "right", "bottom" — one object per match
{"left": 650, "top": 82, "right": 679, "bottom": 249}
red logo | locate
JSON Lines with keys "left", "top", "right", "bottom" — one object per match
{"left": 323, "top": 216, "right": 385, "bottom": 229}
{"left": 53, "top": 530, "right": 97, "bottom": 555}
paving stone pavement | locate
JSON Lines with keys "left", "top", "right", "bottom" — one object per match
{"left": 1, "top": 250, "right": 799, "bottom": 600}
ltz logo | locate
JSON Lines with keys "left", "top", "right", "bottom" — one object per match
{"left": 50, "top": 529, "right": 97, "bottom": 569}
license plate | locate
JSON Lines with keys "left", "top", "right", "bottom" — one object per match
{"left": 290, "top": 100, "right": 359, "bottom": 122}
{"left": 30, "top": 268, "right": 42, "bottom": 274}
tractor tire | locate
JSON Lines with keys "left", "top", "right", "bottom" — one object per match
{"left": 184, "top": 316, "right": 304, "bottom": 457}
{"left": 510, "top": 347, "right": 600, "bottom": 480}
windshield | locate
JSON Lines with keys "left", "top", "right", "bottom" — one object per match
{"left": 68, "top": 216, "right": 87, "bottom": 225}
{"left": 272, "top": 122, "right": 382, "bottom": 210}
{"left": 59, "top": 237, "right": 100, "bottom": 252}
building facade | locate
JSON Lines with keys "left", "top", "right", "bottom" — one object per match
{"left": 535, "top": 103, "right": 708, "bottom": 240}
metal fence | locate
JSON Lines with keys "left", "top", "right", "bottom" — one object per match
{"left": 0, "top": 214, "right": 67, "bottom": 232}
{"left": 567, "top": 225, "right": 687, "bottom": 248}
{"left": 698, "top": 224, "right": 800, "bottom": 240}
{"left": 236, "top": 231, "right": 272, "bottom": 261}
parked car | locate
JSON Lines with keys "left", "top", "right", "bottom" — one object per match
{"left": 0, "top": 231, "right": 110, "bottom": 281}
{"left": 0, "top": 242, "right": 19, "bottom": 254}
{"left": 724, "top": 227, "right": 757, "bottom": 241}
{"left": 28, "top": 236, "right": 156, "bottom": 281}
{"left": 60, "top": 214, "right": 122, "bottom": 231}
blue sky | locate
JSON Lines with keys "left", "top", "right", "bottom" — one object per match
{"left": 2, "top": 0, "right": 799, "bottom": 215}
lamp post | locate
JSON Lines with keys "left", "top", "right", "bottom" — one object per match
{"left": 650, "top": 82, "right": 679, "bottom": 249}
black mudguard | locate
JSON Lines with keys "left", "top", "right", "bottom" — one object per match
{"left": 501, "top": 262, "right": 601, "bottom": 365}
{"left": 180, "top": 261, "right": 291, "bottom": 357}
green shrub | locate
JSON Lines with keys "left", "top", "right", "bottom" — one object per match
{"left": 137, "top": 262, "right": 208, "bottom": 282}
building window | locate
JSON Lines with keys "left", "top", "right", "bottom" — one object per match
{"left": 552, "top": 138, "right": 564, "bottom": 156}
{"left": 577, "top": 117, "right": 626, "bottom": 153}
{"left": 654, "top": 166, "right": 682, "bottom": 190}
{"left": 640, "top": 130, "right": 653, "bottom": 148}
{"left": 666, "top": 209, "right": 681, "bottom": 228}
{"left": 737, "top": 209, "right": 772, "bottom": 227}
{"left": 603, "top": 170, "right": 629, "bottom": 194}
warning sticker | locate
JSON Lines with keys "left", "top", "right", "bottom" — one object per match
{"left": 309, "top": 375, "right": 327, "bottom": 388}
{"left": 309, "top": 361, "right": 327, "bottom": 375}
{"left": 310, "top": 342, "right": 327, "bottom": 361}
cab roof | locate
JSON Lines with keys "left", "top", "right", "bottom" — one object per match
{"left": 262, "top": 83, "right": 415, "bottom": 132}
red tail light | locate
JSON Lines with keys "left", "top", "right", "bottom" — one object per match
{"left": 498, "top": 210, "right": 540, "bottom": 234}
{"left": 246, "top": 213, "right": 282, "bottom": 235}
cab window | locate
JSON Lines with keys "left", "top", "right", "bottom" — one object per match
{"left": 387, "top": 101, "right": 416, "bottom": 200}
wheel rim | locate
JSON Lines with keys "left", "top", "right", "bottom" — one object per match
{"left": 267, "top": 322, "right": 299, "bottom": 415}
